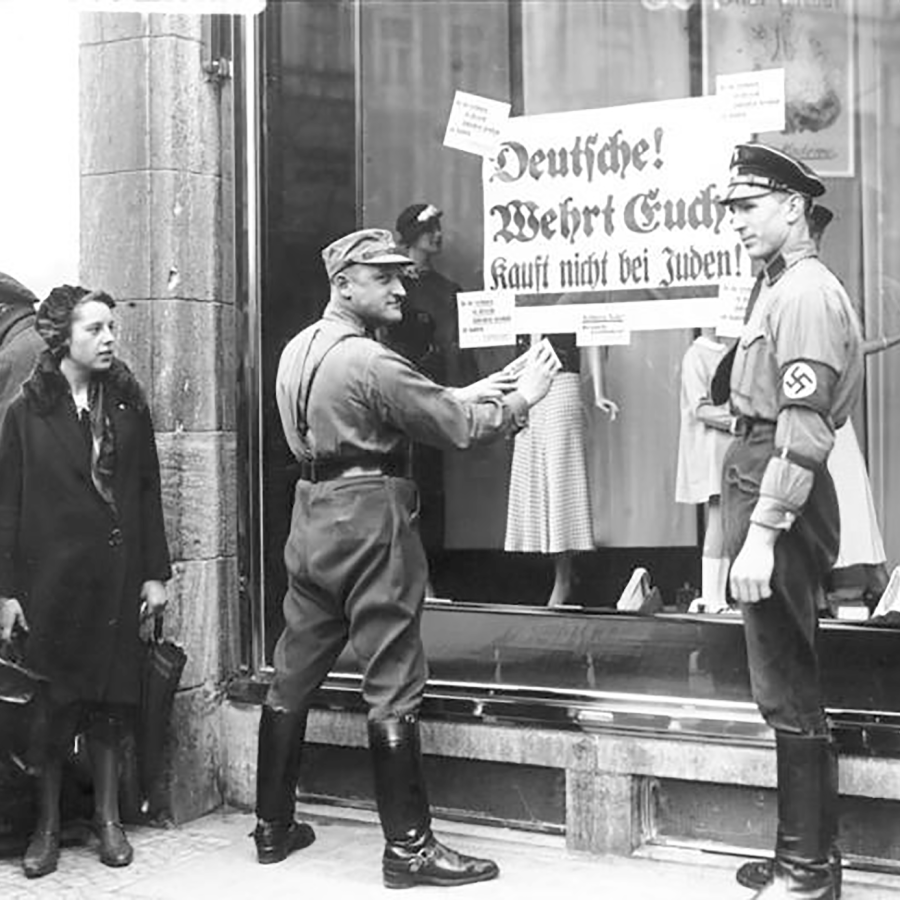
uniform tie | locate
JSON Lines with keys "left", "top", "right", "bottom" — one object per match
{"left": 742, "top": 271, "right": 765, "bottom": 325}
{"left": 709, "top": 272, "right": 765, "bottom": 405}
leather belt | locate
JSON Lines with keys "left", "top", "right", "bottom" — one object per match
{"left": 298, "top": 453, "right": 410, "bottom": 484}
{"left": 733, "top": 416, "right": 776, "bottom": 437}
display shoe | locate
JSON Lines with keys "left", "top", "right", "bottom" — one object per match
{"left": 23, "top": 829, "right": 60, "bottom": 879}
{"left": 737, "top": 858, "right": 775, "bottom": 891}
{"left": 253, "top": 819, "right": 316, "bottom": 864}
{"left": 383, "top": 832, "right": 500, "bottom": 890}
{"left": 96, "top": 820, "right": 134, "bottom": 867}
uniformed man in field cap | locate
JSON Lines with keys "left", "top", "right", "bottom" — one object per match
{"left": 252, "top": 227, "right": 560, "bottom": 888}
{"left": 718, "top": 143, "right": 862, "bottom": 899}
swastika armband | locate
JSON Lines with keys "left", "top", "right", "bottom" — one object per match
{"left": 777, "top": 358, "right": 837, "bottom": 417}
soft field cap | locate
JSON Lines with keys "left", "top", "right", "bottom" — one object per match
{"left": 322, "top": 229, "right": 413, "bottom": 279}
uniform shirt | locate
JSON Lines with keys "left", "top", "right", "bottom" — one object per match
{"left": 730, "top": 238, "right": 863, "bottom": 531}
{"left": 276, "top": 302, "right": 529, "bottom": 463}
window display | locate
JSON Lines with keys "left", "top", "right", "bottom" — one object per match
{"left": 256, "top": 0, "right": 900, "bottom": 656}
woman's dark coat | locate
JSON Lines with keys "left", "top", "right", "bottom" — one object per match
{"left": 0, "top": 354, "right": 171, "bottom": 705}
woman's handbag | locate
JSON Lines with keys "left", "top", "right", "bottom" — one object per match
{"left": 0, "top": 635, "right": 48, "bottom": 847}
{"left": 133, "top": 615, "right": 187, "bottom": 819}
{"left": 0, "top": 633, "right": 48, "bottom": 773}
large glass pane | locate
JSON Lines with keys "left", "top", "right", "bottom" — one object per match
{"left": 256, "top": 0, "right": 900, "bottom": 661}
{"left": 260, "top": 0, "right": 357, "bottom": 658}
{"left": 354, "top": 0, "right": 701, "bottom": 610}
{"left": 520, "top": 0, "right": 698, "bottom": 549}
{"left": 359, "top": 0, "right": 514, "bottom": 553}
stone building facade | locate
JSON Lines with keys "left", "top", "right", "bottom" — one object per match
{"left": 80, "top": 12, "right": 239, "bottom": 822}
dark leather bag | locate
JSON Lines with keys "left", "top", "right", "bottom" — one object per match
{"left": 0, "top": 634, "right": 48, "bottom": 773}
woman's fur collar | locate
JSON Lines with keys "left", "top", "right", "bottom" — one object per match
{"left": 23, "top": 350, "right": 148, "bottom": 416}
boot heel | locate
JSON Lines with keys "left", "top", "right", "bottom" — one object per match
{"left": 383, "top": 868, "right": 416, "bottom": 889}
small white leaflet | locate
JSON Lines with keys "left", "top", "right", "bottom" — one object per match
{"left": 443, "top": 90, "right": 511, "bottom": 158}
{"left": 716, "top": 68, "right": 785, "bottom": 136}
{"left": 576, "top": 311, "right": 631, "bottom": 347}
{"left": 716, "top": 277, "right": 754, "bottom": 339}
{"left": 456, "top": 290, "right": 516, "bottom": 349}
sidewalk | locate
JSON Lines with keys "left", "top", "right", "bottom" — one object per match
{"left": 2, "top": 803, "right": 899, "bottom": 899}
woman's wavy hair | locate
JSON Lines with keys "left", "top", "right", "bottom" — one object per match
{"left": 35, "top": 285, "right": 116, "bottom": 359}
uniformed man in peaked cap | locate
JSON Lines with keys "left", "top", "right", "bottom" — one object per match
{"left": 252, "top": 227, "right": 559, "bottom": 888}
{"left": 719, "top": 144, "right": 862, "bottom": 900}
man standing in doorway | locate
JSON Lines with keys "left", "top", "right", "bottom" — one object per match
{"left": 719, "top": 144, "right": 862, "bottom": 900}
{"left": 254, "top": 227, "right": 559, "bottom": 889}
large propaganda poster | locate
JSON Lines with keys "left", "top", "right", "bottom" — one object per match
{"left": 481, "top": 96, "right": 741, "bottom": 336}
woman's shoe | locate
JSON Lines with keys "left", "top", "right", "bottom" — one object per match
{"left": 95, "top": 820, "right": 134, "bottom": 867}
{"left": 23, "top": 829, "right": 60, "bottom": 878}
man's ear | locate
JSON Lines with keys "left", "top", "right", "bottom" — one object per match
{"left": 334, "top": 272, "right": 352, "bottom": 299}
{"left": 786, "top": 193, "right": 807, "bottom": 225}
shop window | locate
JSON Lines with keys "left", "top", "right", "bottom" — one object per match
{"left": 252, "top": 0, "right": 900, "bottom": 665}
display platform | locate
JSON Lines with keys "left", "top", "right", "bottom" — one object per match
{"left": 312, "top": 602, "right": 900, "bottom": 756}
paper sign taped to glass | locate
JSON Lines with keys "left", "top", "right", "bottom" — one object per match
{"left": 456, "top": 290, "right": 516, "bottom": 349}
{"left": 481, "top": 95, "right": 743, "bottom": 337}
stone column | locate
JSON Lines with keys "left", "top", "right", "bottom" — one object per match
{"left": 80, "top": 12, "right": 239, "bottom": 822}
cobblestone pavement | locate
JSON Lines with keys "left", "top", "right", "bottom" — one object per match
{"left": 2, "top": 805, "right": 899, "bottom": 899}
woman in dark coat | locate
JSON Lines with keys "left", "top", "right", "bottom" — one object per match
{"left": 0, "top": 285, "right": 171, "bottom": 878}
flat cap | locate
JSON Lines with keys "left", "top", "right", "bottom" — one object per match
{"left": 0, "top": 271, "right": 37, "bottom": 306}
{"left": 396, "top": 203, "right": 442, "bottom": 245}
{"left": 322, "top": 228, "right": 413, "bottom": 280}
{"left": 721, "top": 142, "right": 825, "bottom": 205}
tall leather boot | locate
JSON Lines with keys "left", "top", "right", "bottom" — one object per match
{"left": 253, "top": 705, "right": 316, "bottom": 864}
{"left": 736, "top": 737, "right": 842, "bottom": 897}
{"left": 749, "top": 732, "right": 835, "bottom": 899}
{"left": 369, "top": 715, "right": 499, "bottom": 889}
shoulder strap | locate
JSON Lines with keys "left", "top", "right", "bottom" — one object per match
{"left": 297, "top": 329, "right": 364, "bottom": 448}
